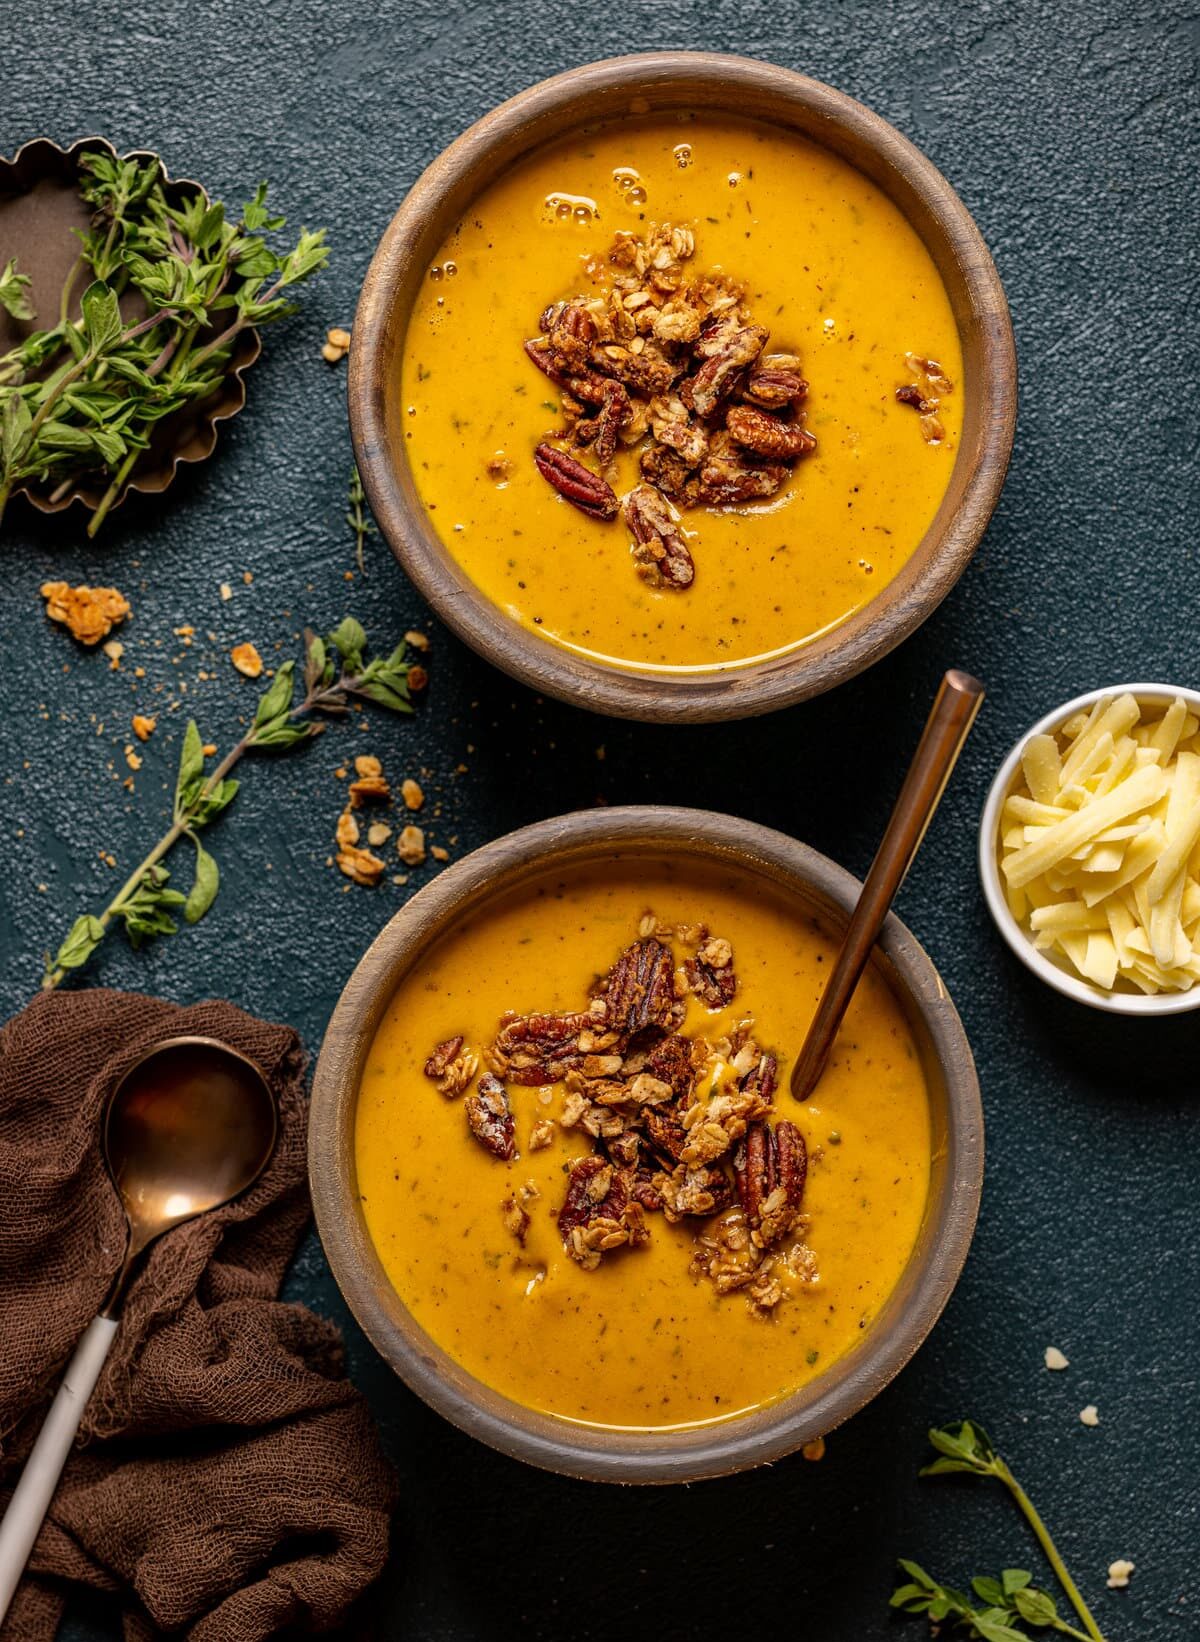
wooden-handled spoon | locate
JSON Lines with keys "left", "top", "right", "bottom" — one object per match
{"left": 0, "top": 1037, "right": 277, "bottom": 1621}
{"left": 790, "top": 669, "right": 985, "bottom": 1103}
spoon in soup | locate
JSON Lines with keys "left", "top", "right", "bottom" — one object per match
{"left": 0, "top": 1036, "right": 278, "bottom": 1621}
{"left": 790, "top": 669, "right": 985, "bottom": 1102}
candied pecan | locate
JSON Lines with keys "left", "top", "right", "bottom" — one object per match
{"left": 464, "top": 1073, "right": 515, "bottom": 1161}
{"left": 533, "top": 443, "right": 619, "bottom": 520}
{"left": 657, "top": 1161, "right": 736, "bottom": 1222}
{"left": 741, "top": 356, "right": 808, "bottom": 410}
{"left": 738, "top": 1051, "right": 778, "bottom": 1103}
{"left": 642, "top": 1105, "right": 691, "bottom": 1163}
{"left": 423, "top": 1035, "right": 478, "bottom": 1097}
{"left": 591, "top": 342, "right": 680, "bottom": 397}
{"left": 602, "top": 938, "right": 685, "bottom": 1039}
{"left": 489, "top": 1007, "right": 605, "bottom": 1085}
{"left": 684, "top": 934, "right": 737, "bottom": 1009}
{"left": 648, "top": 395, "right": 709, "bottom": 467}
{"left": 685, "top": 321, "right": 767, "bottom": 417}
{"left": 606, "top": 1130, "right": 642, "bottom": 1171}
{"left": 557, "top": 1157, "right": 648, "bottom": 1269}
{"left": 639, "top": 442, "right": 700, "bottom": 507}
{"left": 695, "top": 431, "right": 788, "bottom": 506}
{"left": 734, "top": 1120, "right": 807, "bottom": 1248}
{"left": 524, "top": 337, "right": 610, "bottom": 408}
{"left": 726, "top": 404, "right": 817, "bottom": 461}
{"left": 545, "top": 301, "right": 597, "bottom": 373}
{"left": 895, "top": 383, "right": 933, "bottom": 413}
{"left": 625, "top": 483, "right": 695, "bottom": 591}
{"left": 644, "top": 1034, "right": 698, "bottom": 1102}
{"left": 592, "top": 379, "right": 631, "bottom": 464}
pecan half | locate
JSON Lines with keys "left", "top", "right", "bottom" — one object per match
{"left": 734, "top": 1120, "right": 807, "bottom": 1247}
{"left": 602, "top": 937, "right": 685, "bottom": 1039}
{"left": 685, "top": 321, "right": 767, "bottom": 417}
{"left": 726, "top": 404, "right": 817, "bottom": 460}
{"left": 423, "top": 1035, "right": 478, "bottom": 1098}
{"left": 644, "top": 1033, "right": 699, "bottom": 1102}
{"left": 533, "top": 444, "right": 619, "bottom": 520}
{"left": 695, "top": 431, "right": 788, "bottom": 506}
{"left": 895, "top": 382, "right": 934, "bottom": 413}
{"left": 489, "top": 1006, "right": 608, "bottom": 1085}
{"left": 738, "top": 1051, "right": 778, "bottom": 1103}
{"left": 741, "top": 355, "right": 808, "bottom": 410}
{"left": 557, "top": 1157, "right": 648, "bottom": 1269}
{"left": 464, "top": 1073, "right": 515, "bottom": 1160}
{"left": 684, "top": 934, "right": 737, "bottom": 1009}
{"left": 625, "top": 483, "right": 695, "bottom": 590}
{"left": 592, "top": 379, "right": 630, "bottom": 464}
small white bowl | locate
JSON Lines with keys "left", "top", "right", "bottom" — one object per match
{"left": 979, "top": 682, "right": 1200, "bottom": 1016}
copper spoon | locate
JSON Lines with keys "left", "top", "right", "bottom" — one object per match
{"left": 790, "top": 669, "right": 985, "bottom": 1103}
{"left": 0, "top": 1036, "right": 277, "bottom": 1619}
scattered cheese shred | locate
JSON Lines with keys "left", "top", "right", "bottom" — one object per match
{"left": 999, "top": 694, "right": 1200, "bottom": 994}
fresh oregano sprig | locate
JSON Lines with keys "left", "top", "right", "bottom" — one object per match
{"left": 42, "top": 618, "right": 415, "bottom": 990}
{"left": 0, "top": 151, "right": 328, "bottom": 535}
{"left": 891, "top": 1421, "right": 1108, "bottom": 1642}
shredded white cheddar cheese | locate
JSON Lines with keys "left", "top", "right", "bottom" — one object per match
{"left": 999, "top": 694, "right": 1200, "bottom": 994}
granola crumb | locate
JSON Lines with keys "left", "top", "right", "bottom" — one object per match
{"left": 354, "top": 755, "right": 382, "bottom": 778}
{"left": 801, "top": 1437, "right": 826, "bottom": 1462}
{"left": 219, "top": 582, "right": 233, "bottom": 601}
{"left": 349, "top": 773, "right": 390, "bottom": 806}
{"left": 322, "top": 340, "right": 346, "bottom": 364}
{"left": 1044, "top": 1346, "right": 1069, "bottom": 1370}
{"left": 397, "top": 825, "right": 426, "bottom": 866}
{"left": 335, "top": 809, "right": 360, "bottom": 850}
{"left": 102, "top": 639, "right": 125, "bottom": 669}
{"left": 1106, "top": 1559, "right": 1134, "bottom": 1590}
{"left": 430, "top": 844, "right": 450, "bottom": 862}
{"left": 1079, "top": 1404, "right": 1099, "bottom": 1426}
{"left": 392, "top": 873, "right": 409, "bottom": 886}
{"left": 367, "top": 821, "right": 392, "bottom": 847}
{"left": 202, "top": 742, "right": 217, "bottom": 757}
{"left": 230, "top": 642, "right": 263, "bottom": 678}
{"left": 132, "top": 714, "right": 156, "bottom": 741}
{"left": 407, "top": 664, "right": 428, "bottom": 692}
{"left": 242, "top": 570, "right": 253, "bottom": 585}
{"left": 404, "top": 629, "right": 430, "bottom": 651}
{"left": 41, "top": 582, "right": 131, "bottom": 646}
{"left": 124, "top": 747, "right": 142, "bottom": 771}
{"left": 401, "top": 777, "right": 424, "bottom": 811}
{"left": 336, "top": 843, "right": 386, "bottom": 885}
{"left": 327, "top": 326, "right": 352, "bottom": 349}
{"left": 528, "top": 1118, "right": 556, "bottom": 1150}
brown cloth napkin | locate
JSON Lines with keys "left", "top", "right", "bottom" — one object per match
{"left": 0, "top": 990, "right": 396, "bottom": 1641}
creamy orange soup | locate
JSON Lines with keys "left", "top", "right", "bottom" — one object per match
{"left": 356, "top": 862, "right": 931, "bottom": 1430}
{"left": 400, "top": 115, "right": 962, "bottom": 672}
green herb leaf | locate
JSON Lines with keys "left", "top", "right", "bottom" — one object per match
{"left": 0, "top": 258, "right": 34, "bottom": 322}
{"left": 1012, "top": 1586, "right": 1059, "bottom": 1627}
{"left": 174, "top": 720, "right": 206, "bottom": 815}
{"left": 329, "top": 615, "right": 366, "bottom": 672}
{"left": 183, "top": 837, "right": 220, "bottom": 924}
{"left": 1001, "top": 1570, "right": 1033, "bottom": 1596}
{"left": 252, "top": 658, "right": 296, "bottom": 730}
{"left": 80, "top": 280, "right": 123, "bottom": 352}
{"left": 47, "top": 913, "right": 106, "bottom": 974}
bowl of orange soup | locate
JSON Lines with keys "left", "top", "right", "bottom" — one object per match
{"left": 309, "top": 808, "right": 983, "bottom": 1481}
{"left": 349, "top": 53, "right": 1015, "bottom": 722}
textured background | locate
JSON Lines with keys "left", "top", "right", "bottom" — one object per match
{"left": 2, "top": 1, "right": 1197, "bottom": 1637}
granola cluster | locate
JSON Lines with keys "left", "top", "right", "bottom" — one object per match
{"left": 895, "top": 351, "right": 954, "bottom": 444}
{"left": 423, "top": 916, "right": 814, "bottom": 1312}
{"left": 523, "top": 224, "right": 815, "bottom": 591}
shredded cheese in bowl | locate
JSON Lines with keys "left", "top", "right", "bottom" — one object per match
{"left": 996, "top": 692, "right": 1200, "bottom": 996}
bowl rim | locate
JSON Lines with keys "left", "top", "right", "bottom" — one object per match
{"left": 348, "top": 50, "right": 1017, "bottom": 724}
{"left": 309, "top": 805, "right": 984, "bottom": 1483}
{"left": 978, "top": 682, "right": 1200, "bottom": 1016}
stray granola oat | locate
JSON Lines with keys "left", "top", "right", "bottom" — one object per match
{"left": 230, "top": 642, "right": 264, "bottom": 678}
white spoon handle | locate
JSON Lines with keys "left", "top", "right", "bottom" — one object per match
{"left": 0, "top": 1314, "right": 118, "bottom": 1621}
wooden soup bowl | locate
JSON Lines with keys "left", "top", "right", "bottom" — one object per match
{"left": 310, "top": 808, "right": 983, "bottom": 1483}
{"left": 350, "top": 52, "right": 1016, "bottom": 723}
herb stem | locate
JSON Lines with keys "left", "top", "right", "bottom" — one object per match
{"left": 995, "top": 1459, "right": 1107, "bottom": 1642}
{"left": 59, "top": 255, "right": 85, "bottom": 327}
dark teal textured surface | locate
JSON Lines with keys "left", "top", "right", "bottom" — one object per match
{"left": 2, "top": 2, "right": 1197, "bottom": 1638}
